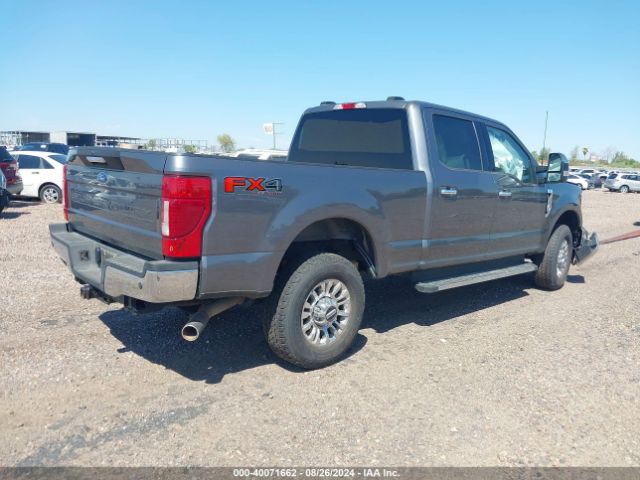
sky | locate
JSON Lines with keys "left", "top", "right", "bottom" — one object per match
{"left": 1, "top": 0, "right": 639, "bottom": 159}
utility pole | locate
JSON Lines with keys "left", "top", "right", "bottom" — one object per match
{"left": 542, "top": 110, "right": 549, "bottom": 153}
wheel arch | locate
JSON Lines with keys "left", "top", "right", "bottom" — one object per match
{"left": 38, "top": 182, "right": 61, "bottom": 195}
{"left": 548, "top": 209, "right": 582, "bottom": 247}
{"left": 276, "top": 217, "right": 380, "bottom": 279}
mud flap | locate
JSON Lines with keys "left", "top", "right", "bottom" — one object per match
{"left": 573, "top": 228, "right": 599, "bottom": 265}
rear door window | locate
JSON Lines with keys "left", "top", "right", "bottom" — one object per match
{"left": 432, "top": 115, "right": 483, "bottom": 171}
{"left": 288, "top": 108, "right": 413, "bottom": 169}
{"left": 16, "top": 154, "right": 41, "bottom": 169}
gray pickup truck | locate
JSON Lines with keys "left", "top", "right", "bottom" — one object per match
{"left": 50, "top": 98, "right": 598, "bottom": 369}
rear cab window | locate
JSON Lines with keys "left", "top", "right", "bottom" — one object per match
{"left": 288, "top": 108, "right": 413, "bottom": 170}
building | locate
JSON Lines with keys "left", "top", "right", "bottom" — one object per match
{"left": 0, "top": 131, "right": 50, "bottom": 146}
{"left": 96, "top": 135, "right": 146, "bottom": 149}
{"left": 1, "top": 130, "right": 96, "bottom": 148}
{"left": 1, "top": 129, "right": 210, "bottom": 152}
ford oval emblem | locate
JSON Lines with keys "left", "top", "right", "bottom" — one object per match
{"left": 97, "top": 172, "right": 108, "bottom": 183}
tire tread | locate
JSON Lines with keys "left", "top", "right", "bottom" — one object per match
{"left": 264, "top": 253, "right": 364, "bottom": 369}
{"left": 535, "top": 224, "right": 572, "bottom": 291}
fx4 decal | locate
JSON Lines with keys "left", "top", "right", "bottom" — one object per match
{"left": 224, "top": 177, "right": 283, "bottom": 194}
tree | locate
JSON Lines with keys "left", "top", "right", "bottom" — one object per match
{"left": 601, "top": 146, "right": 616, "bottom": 163}
{"left": 570, "top": 146, "right": 579, "bottom": 162}
{"left": 582, "top": 147, "right": 589, "bottom": 160}
{"left": 612, "top": 151, "right": 629, "bottom": 163}
{"left": 610, "top": 151, "right": 639, "bottom": 168}
{"left": 537, "top": 147, "right": 550, "bottom": 164}
{"left": 217, "top": 134, "right": 236, "bottom": 153}
{"left": 183, "top": 144, "right": 197, "bottom": 154}
{"left": 145, "top": 139, "right": 157, "bottom": 150}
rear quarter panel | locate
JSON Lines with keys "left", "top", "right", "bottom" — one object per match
{"left": 164, "top": 155, "right": 427, "bottom": 297}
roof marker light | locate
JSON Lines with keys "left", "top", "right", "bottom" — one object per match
{"left": 333, "top": 102, "right": 367, "bottom": 110}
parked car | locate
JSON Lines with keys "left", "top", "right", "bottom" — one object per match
{"left": 18, "top": 142, "right": 70, "bottom": 155}
{"left": 587, "top": 173, "right": 603, "bottom": 189}
{"left": 227, "top": 149, "right": 288, "bottom": 161}
{"left": 50, "top": 98, "right": 598, "bottom": 369}
{"left": 0, "top": 168, "right": 9, "bottom": 213}
{"left": 578, "top": 168, "right": 596, "bottom": 175}
{"left": 605, "top": 173, "right": 640, "bottom": 193}
{"left": 0, "top": 146, "right": 23, "bottom": 195}
{"left": 566, "top": 173, "right": 589, "bottom": 190}
{"left": 11, "top": 151, "right": 66, "bottom": 203}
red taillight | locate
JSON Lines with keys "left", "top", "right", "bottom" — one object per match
{"left": 160, "top": 175, "right": 212, "bottom": 258}
{"left": 63, "top": 164, "right": 69, "bottom": 220}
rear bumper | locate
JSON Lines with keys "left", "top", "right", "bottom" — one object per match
{"left": 49, "top": 223, "right": 198, "bottom": 303}
{"left": 573, "top": 228, "right": 599, "bottom": 265}
{"left": 6, "top": 182, "right": 23, "bottom": 195}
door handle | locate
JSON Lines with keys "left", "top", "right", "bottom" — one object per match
{"left": 440, "top": 187, "right": 458, "bottom": 197}
{"left": 32, "top": 171, "right": 40, "bottom": 174}
{"left": 498, "top": 190, "right": 512, "bottom": 198}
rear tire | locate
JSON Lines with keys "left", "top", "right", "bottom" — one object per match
{"left": 534, "top": 225, "right": 573, "bottom": 291}
{"left": 620, "top": 185, "right": 630, "bottom": 193}
{"left": 264, "top": 253, "right": 365, "bottom": 369}
{"left": 40, "top": 184, "right": 62, "bottom": 204}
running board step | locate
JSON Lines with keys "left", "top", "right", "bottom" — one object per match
{"left": 415, "top": 263, "right": 538, "bottom": 293}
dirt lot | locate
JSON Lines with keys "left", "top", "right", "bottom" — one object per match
{"left": 0, "top": 190, "right": 639, "bottom": 467}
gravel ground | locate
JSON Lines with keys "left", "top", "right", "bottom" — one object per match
{"left": 0, "top": 190, "right": 639, "bottom": 467}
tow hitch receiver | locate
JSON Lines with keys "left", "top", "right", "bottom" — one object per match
{"left": 573, "top": 229, "right": 599, "bottom": 265}
{"left": 79, "top": 284, "right": 114, "bottom": 304}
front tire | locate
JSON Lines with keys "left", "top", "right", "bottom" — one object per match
{"left": 534, "top": 225, "right": 573, "bottom": 291}
{"left": 264, "top": 253, "right": 365, "bottom": 369}
{"left": 40, "top": 184, "right": 62, "bottom": 204}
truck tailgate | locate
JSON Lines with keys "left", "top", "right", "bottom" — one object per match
{"left": 66, "top": 148, "right": 167, "bottom": 259}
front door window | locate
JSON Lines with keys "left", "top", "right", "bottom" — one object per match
{"left": 486, "top": 127, "right": 533, "bottom": 183}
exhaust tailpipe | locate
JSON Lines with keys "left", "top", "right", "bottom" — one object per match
{"left": 181, "top": 297, "right": 244, "bottom": 342}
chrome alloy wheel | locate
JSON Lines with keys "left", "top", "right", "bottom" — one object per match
{"left": 556, "top": 239, "right": 570, "bottom": 278}
{"left": 301, "top": 279, "right": 351, "bottom": 346}
{"left": 42, "top": 186, "right": 60, "bottom": 203}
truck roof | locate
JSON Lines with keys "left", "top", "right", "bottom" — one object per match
{"left": 304, "top": 99, "right": 508, "bottom": 129}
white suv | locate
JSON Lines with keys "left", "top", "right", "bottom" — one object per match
{"left": 604, "top": 173, "right": 640, "bottom": 193}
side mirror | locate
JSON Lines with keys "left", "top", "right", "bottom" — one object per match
{"left": 536, "top": 165, "right": 548, "bottom": 183}
{"left": 546, "top": 152, "right": 569, "bottom": 183}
